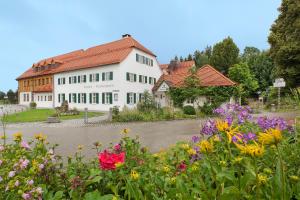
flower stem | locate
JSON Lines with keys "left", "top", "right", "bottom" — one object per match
{"left": 276, "top": 145, "right": 285, "bottom": 200}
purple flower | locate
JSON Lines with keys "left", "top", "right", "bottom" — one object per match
{"left": 8, "top": 171, "right": 16, "bottom": 178}
{"left": 213, "top": 107, "right": 225, "bottom": 116}
{"left": 225, "top": 115, "right": 233, "bottom": 126}
{"left": 257, "top": 117, "right": 289, "bottom": 131}
{"left": 201, "top": 119, "right": 217, "bottom": 135}
{"left": 22, "top": 193, "right": 31, "bottom": 200}
{"left": 191, "top": 136, "right": 200, "bottom": 143}
{"left": 39, "top": 164, "right": 44, "bottom": 170}
{"left": 20, "top": 141, "right": 31, "bottom": 150}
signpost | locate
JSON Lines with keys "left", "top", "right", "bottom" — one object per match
{"left": 273, "top": 78, "right": 286, "bottom": 110}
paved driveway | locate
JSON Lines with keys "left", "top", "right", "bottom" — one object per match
{"left": 5, "top": 119, "right": 204, "bottom": 158}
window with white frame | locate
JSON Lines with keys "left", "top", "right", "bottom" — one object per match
{"left": 126, "top": 72, "right": 136, "bottom": 82}
{"left": 139, "top": 75, "right": 148, "bottom": 84}
{"left": 136, "top": 53, "right": 153, "bottom": 66}
{"left": 114, "top": 93, "right": 118, "bottom": 101}
{"left": 89, "top": 73, "right": 99, "bottom": 82}
{"left": 102, "top": 92, "right": 112, "bottom": 104}
{"left": 127, "top": 93, "right": 136, "bottom": 104}
{"left": 102, "top": 72, "right": 113, "bottom": 81}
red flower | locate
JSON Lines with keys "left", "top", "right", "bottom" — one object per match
{"left": 178, "top": 161, "right": 187, "bottom": 172}
{"left": 114, "top": 144, "right": 121, "bottom": 152}
{"left": 98, "top": 150, "right": 125, "bottom": 170}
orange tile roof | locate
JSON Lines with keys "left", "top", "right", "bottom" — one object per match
{"left": 153, "top": 61, "right": 236, "bottom": 91}
{"left": 17, "top": 36, "right": 156, "bottom": 80}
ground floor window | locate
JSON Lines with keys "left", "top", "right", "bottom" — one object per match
{"left": 114, "top": 93, "right": 118, "bottom": 102}
{"left": 79, "top": 93, "right": 87, "bottom": 104}
{"left": 48, "top": 95, "right": 52, "bottom": 101}
{"left": 102, "top": 92, "right": 112, "bottom": 104}
{"left": 127, "top": 93, "right": 136, "bottom": 104}
{"left": 89, "top": 93, "right": 99, "bottom": 104}
{"left": 58, "top": 94, "right": 66, "bottom": 103}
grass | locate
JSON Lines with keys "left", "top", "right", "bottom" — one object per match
{"left": 4, "top": 109, "right": 103, "bottom": 123}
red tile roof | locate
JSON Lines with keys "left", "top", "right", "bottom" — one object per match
{"left": 17, "top": 36, "right": 155, "bottom": 80}
{"left": 153, "top": 61, "right": 236, "bottom": 91}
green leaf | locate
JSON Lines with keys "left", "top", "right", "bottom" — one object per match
{"left": 84, "top": 191, "right": 102, "bottom": 200}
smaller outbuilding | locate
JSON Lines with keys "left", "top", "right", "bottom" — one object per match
{"left": 153, "top": 60, "right": 236, "bottom": 108}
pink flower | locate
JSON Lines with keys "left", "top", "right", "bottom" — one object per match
{"left": 0, "top": 145, "right": 4, "bottom": 151}
{"left": 98, "top": 150, "right": 125, "bottom": 170}
{"left": 35, "top": 187, "right": 43, "bottom": 194}
{"left": 20, "top": 141, "right": 31, "bottom": 150}
{"left": 22, "top": 193, "right": 31, "bottom": 200}
{"left": 0, "top": 160, "right": 3, "bottom": 166}
{"left": 15, "top": 180, "right": 20, "bottom": 187}
{"left": 114, "top": 144, "right": 121, "bottom": 151}
{"left": 19, "top": 159, "right": 30, "bottom": 169}
{"left": 178, "top": 162, "right": 187, "bottom": 172}
{"left": 39, "top": 164, "right": 44, "bottom": 170}
{"left": 27, "top": 180, "right": 34, "bottom": 185}
{"left": 8, "top": 171, "right": 16, "bottom": 178}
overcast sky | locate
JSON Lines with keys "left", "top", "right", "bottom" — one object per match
{"left": 0, "top": 0, "right": 281, "bottom": 92}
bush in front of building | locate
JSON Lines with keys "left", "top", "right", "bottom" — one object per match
{"left": 29, "top": 102, "right": 37, "bottom": 109}
{"left": 183, "top": 105, "right": 196, "bottom": 115}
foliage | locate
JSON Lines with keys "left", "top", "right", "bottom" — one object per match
{"left": 136, "top": 91, "right": 156, "bottom": 113}
{"left": 7, "top": 89, "right": 17, "bottom": 104}
{"left": 29, "top": 102, "right": 37, "bottom": 110}
{"left": 241, "top": 47, "right": 275, "bottom": 92}
{"left": 0, "top": 91, "right": 5, "bottom": 100}
{"left": 228, "top": 63, "right": 259, "bottom": 99}
{"left": 268, "top": 0, "right": 300, "bottom": 88}
{"left": 210, "top": 37, "right": 240, "bottom": 74}
{"left": 199, "top": 102, "right": 215, "bottom": 115}
{"left": 183, "top": 105, "right": 196, "bottom": 115}
{"left": 5, "top": 109, "right": 102, "bottom": 123}
{"left": 1, "top": 105, "right": 299, "bottom": 199}
{"left": 193, "top": 46, "right": 212, "bottom": 68}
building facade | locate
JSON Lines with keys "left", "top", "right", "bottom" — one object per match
{"left": 17, "top": 35, "right": 162, "bottom": 111}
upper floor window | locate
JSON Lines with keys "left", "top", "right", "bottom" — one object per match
{"left": 139, "top": 75, "right": 148, "bottom": 84}
{"left": 102, "top": 72, "right": 113, "bottom": 81}
{"left": 149, "top": 77, "right": 156, "bottom": 85}
{"left": 136, "top": 53, "right": 153, "bottom": 66}
{"left": 58, "top": 77, "right": 66, "bottom": 85}
{"left": 126, "top": 72, "right": 136, "bottom": 82}
{"left": 77, "top": 75, "right": 87, "bottom": 83}
{"left": 69, "top": 76, "right": 77, "bottom": 84}
{"left": 89, "top": 73, "right": 100, "bottom": 82}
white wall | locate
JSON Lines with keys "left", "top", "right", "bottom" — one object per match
{"left": 19, "top": 92, "right": 53, "bottom": 108}
{"left": 53, "top": 48, "right": 162, "bottom": 111}
{"left": 19, "top": 92, "right": 31, "bottom": 107}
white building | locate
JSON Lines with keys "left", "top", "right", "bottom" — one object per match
{"left": 17, "top": 34, "right": 162, "bottom": 111}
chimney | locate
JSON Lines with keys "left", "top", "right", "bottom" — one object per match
{"left": 168, "top": 60, "right": 180, "bottom": 74}
{"left": 122, "top": 34, "right": 131, "bottom": 38}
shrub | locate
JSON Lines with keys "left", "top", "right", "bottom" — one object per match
{"left": 199, "top": 102, "right": 215, "bottom": 115}
{"left": 29, "top": 102, "right": 37, "bottom": 109}
{"left": 137, "top": 91, "right": 157, "bottom": 112}
{"left": 183, "top": 105, "right": 196, "bottom": 115}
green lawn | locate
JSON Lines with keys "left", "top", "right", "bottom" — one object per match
{"left": 4, "top": 109, "right": 103, "bottom": 123}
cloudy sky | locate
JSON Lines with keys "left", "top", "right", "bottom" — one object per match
{"left": 0, "top": 0, "right": 281, "bottom": 92}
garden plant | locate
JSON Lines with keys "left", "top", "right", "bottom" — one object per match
{"left": 0, "top": 104, "right": 299, "bottom": 199}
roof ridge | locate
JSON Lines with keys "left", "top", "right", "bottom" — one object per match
{"left": 198, "top": 64, "right": 236, "bottom": 85}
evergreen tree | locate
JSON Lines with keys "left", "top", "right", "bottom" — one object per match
{"left": 180, "top": 56, "right": 184, "bottom": 62}
{"left": 268, "top": 0, "right": 300, "bottom": 88}
{"left": 187, "top": 54, "right": 193, "bottom": 61}
{"left": 194, "top": 50, "right": 210, "bottom": 68}
{"left": 7, "top": 89, "right": 17, "bottom": 104}
{"left": 174, "top": 55, "right": 179, "bottom": 61}
{"left": 210, "top": 37, "right": 240, "bottom": 74}
{"left": 0, "top": 91, "right": 5, "bottom": 100}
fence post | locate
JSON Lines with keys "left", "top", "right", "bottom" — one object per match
{"left": 84, "top": 108, "right": 88, "bottom": 124}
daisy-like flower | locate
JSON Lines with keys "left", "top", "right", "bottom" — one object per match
{"left": 130, "top": 170, "right": 140, "bottom": 180}
{"left": 34, "top": 133, "right": 47, "bottom": 142}
{"left": 235, "top": 142, "right": 264, "bottom": 157}
{"left": 162, "top": 166, "right": 170, "bottom": 173}
{"left": 258, "top": 128, "right": 282, "bottom": 145}
{"left": 121, "top": 128, "right": 130, "bottom": 135}
{"left": 198, "top": 140, "right": 213, "bottom": 153}
{"left": 13, "top": 132, "right": 23, "bottom": 142}
{"left": 187, "top": 148, "right": 197, "bottom": 155}
{"left": 216, "top": 120, "right": 229, "bottom": 132}
{"left": 258, "top": 174, "right": 268, "bottom": 185}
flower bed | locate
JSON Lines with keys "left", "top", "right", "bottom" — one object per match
{"left": 0, "top": 105, "right": 299, "bottom": 199}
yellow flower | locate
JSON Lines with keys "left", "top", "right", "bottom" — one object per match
{"left": 34, "top": 133, "right": 47, "bottom": 142}
{"left": 162, "top": 166, "right": 170, "bottom": 173}
{"left": 219, "top": 160, "right": 226, "bottom": 167}
{"left": 130, "top": 170, "right": 139, "bottom": 180}
{"left": 235, "top": 142, "right": 264, "bottom": 157}
{"left": 170, "top": 177, "right": 176, "bottom": 184}
{"left": 289, "top": 175, "right": 299, "bottom": 182}
{"left": 216, "top": 120, "right": 229, "bottom": 131}
{"left": 212, "top": 135, "right": 221, "bottom": 142}
{"left": 258, "top": 128, "right": 282, "bottom": 145}
{"left": 191, "top": 164, "right": 198, "bottom": 171}
{"left": 233, "top": 157, "right": 243, "bottom": 164}
{"left": 187, "top": 148, "right": 197, "bottom": 155}
{"left": 263, "top": 168, "right": 272, "bottom": 175}
{"left": 77, "top": 145, "right": 84, "bottom": 151}
{"left": 121, "top": 128, "right": 130, "bottom": 135}
{"left": 198, "top": 140, "right": 213, "bottom": 153}
{"left": 13, "top": 132, "right": 23, "bottom": 142}
{"left": 258, "top": 174, "right": 267, "bottom": 185}
{"left": 225, "top": 127, "right": 239, "bottom": 143}
{"left": 180, "top": 143, "right": 190, "bottom": 150}
{"left": 32, "top": 159, "right": 38, "bottom": 168}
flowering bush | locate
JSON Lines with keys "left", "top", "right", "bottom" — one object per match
{"left": 0, "top": 105, "right": 300, "bottom": 199}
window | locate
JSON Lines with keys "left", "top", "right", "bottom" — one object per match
{"left": 38, "top": 79, "right": 41, "bottom": 85}
{"left": 46, "top": 78, "right": 49, "bottom": 84}
{"left": 38, "top": 96, "right": 40, "bottom": 101}
{"left": 58, "top": 78, "right": 66, "bottom": 85}
{"left": 149, "top": 77, "right": 156, "bottom": 85}
{"left": 48, "top": 95, "right": 52, "bottom": 101}
{"left": 58, "top": 93, "right": 66, "bottom": 103}
{"left": 126, "top": 72, "right": 136, "bottom": 82}
{"left": 23, "top": 94, "right": 26, "bottom": 101}
{"left": 186, "top": 98, "right": 194, "bottom": 104}
{"left": 89, "top": 93, "right": 99, "bottom": 104}
{"left": 79, "top": 93, "right": 86, "bottom": 103}
{"left": 72, "top": 93, "right": 77, "bottom": 103}
{"left": 89, "top": 73, "right": 99, "bottom": 82}
{"left": 44, "top": 96, "right": 47, "bottom": 101}
{"left": 139, "top": 75, "right": 147, "bottom": 84}
{"left": 127, "top": 93, "right": 136, "bottom": 104}
{"left": 114, "top": 93, "right": 118, "bottom": 101}
{"left": 139, "top": 93, "right": 144, "bottom": 102}
{"left": 136, "top": 53, "right": 153, "bottom": 66}
{"left": 102, "top": 92, "right": 112, "bottom": 104}
{"left": 102, "top": 72, "right": 113, "bottom": 81}
{"left": 42, "top": 79, "right": 45, "bottom": 85}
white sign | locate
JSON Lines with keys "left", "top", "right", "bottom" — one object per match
{"left": 157, "top": 82, "right": 169, "bottom": 92}
{"left": 273, "top": 78, "right": 286, "bottom": 88}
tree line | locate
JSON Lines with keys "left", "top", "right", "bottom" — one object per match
{"left": 0, "top": 90, "right": 18, "bottom": 104}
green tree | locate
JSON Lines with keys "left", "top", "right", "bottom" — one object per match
{"left": 0, "top": 91, "right": 5, "bottom": 100}
{"left": 7, "top": 89, "right": 17, "bottom": 104}
{"left": 210, "top": 37, "right": 240, "bottom": 74}
{"left": 187, "top": 54, "right": 193, "bottom": 61}
{"left": 229, "top": 63, "right": 259, "bottom": 103}
{"left": 268, "top": 0, "right": 300, "bottom": 88}
{"left": 194, "top": 50, "right": 210, "bottom": 68}
{"left": 179, "top": 56, "right": 184, "bottom": 62}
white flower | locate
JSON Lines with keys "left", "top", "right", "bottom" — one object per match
{"left": 15, "top": 180, "right": 20, "bottom": 187}
{"left": 35, "top": 187, "right": 43, "bottom": 194}
{"left": 8, "top": 171, "right": 16, "bottom": 178}
{"left": 27, "top": 180, "right": 34, "bottom": 185}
